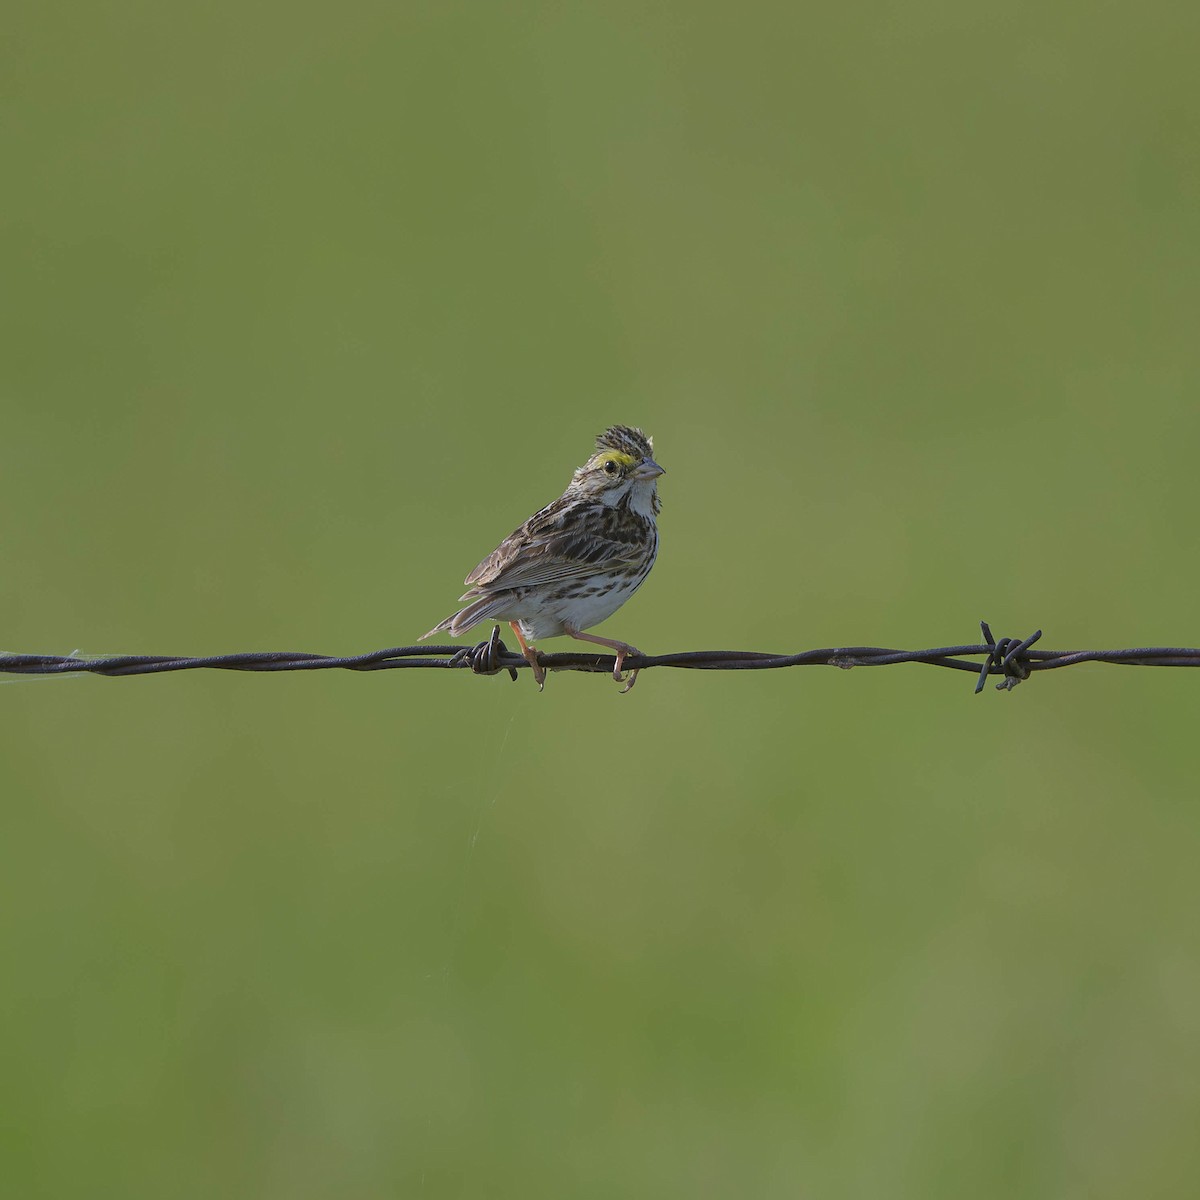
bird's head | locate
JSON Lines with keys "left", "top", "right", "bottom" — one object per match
{"left": 569, "top": 425, "right": 664, "bottom": 516}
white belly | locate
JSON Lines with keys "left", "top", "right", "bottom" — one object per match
{"left": 513, "top": 549, "right": 657, "bottom": 641}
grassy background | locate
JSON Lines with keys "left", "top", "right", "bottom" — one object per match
{"left": 4, "top": 2, "right": 1199, "bottom": 1196}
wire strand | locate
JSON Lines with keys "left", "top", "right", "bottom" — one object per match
{"left": 3, "top": 622, "right": 1199, "bottom": 693}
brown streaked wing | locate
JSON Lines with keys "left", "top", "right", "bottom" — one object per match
{"left": 461, "top": 503, "right": 645, "bottom": 596}
{"left": 462, "top": 498, "right": 568, "bottom": 588}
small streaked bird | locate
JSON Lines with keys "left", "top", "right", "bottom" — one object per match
{"left": 421, "top": 425, "right": 664, "bottom": 693}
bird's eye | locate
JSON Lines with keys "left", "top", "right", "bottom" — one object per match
{"left": 603, "top": 460, "right": 618, "bottom": 474}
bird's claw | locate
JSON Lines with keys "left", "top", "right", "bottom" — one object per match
{"left": 526, "top": 653, "right": 546, "bottom": 691}
{"left": 614, "top": 647, "right": 642, "bottom": 693}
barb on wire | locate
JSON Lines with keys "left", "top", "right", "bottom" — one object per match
{"left": 3, "top": 622, "right": 1200, "bottom": 694}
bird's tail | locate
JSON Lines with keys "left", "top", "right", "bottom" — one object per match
{"left": 419, "top": 594, "right": 510, "bottom": 641}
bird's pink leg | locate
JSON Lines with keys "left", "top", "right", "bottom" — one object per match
{"left": 564, "top": 626, "right": 643, "bottom": 693}
{"left": 509, "top": 622, "right": 545, "bottom": 690}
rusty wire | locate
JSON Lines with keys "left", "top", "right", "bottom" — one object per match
{"left": 3, "top": 622, "right": 1199, "bottom": 694}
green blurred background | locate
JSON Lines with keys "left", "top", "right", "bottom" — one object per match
{"left": 4, "top": 2, "right": 1199, "bottom": 1196}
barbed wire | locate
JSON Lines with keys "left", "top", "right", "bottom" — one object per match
{"left": 3, "top": 623, "right": 1199, "bottom": 694}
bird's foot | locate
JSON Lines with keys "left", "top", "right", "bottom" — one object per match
{"left": 613, "top": 644, "right": 642, "bottom": 694}
{"left": 508, "top": 622, "right": 546, "bottom": 691}
{"left": 526, "top": 652, "right": 546, "bottom": 691}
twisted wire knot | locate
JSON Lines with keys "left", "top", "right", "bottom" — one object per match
{"left": 976, "top": 622, "right": 1042, "bottom": 693}
{"left": 450, "top": 624, "right": 519, "bottom": 681}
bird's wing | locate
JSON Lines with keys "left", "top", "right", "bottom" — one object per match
{"left": 462, "top": 503, "right": 642, "bottom": 595}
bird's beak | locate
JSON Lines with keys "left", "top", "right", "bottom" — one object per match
{"left": 634, "top": 458, "right": 665, "bottom": 481}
